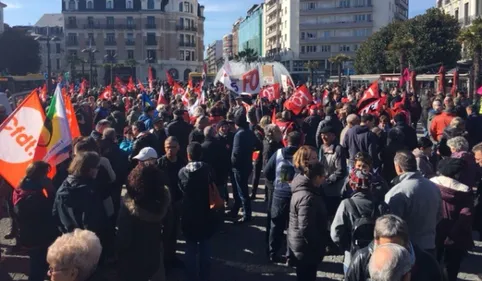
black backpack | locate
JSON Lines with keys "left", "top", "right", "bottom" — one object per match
{"left": 346, "top": 198, "right": 389, "bottom": 256}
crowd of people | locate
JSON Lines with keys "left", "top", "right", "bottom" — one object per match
{"left": 0, "top": 80, "right": 481, "bottom": 281}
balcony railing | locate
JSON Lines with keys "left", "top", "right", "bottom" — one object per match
{"left": 300, "top": 4, "right": 373, "bottom": 14}
{"left": 179, "top": 42, "right": 196, "bottom": 47}
{"left": 104, "top": 40, "right": 117, "bottom": 46}
{"left": 176, "top": 25, "right": 198, "bottom": 32}
{"left": 66, "top": 40, "right": 78, "bottom": 46}
{"left": 66, "top": 23, "right": 77, "bottom": 29}
{"left": 146, "top": 40, "right": 157, "bottom": 46}
{"left": 83, "top": 24, "right": 137, "bottom": 30}
{"left": 145, "top": 23, "right": 157, "bottom": 29}
{"left": 125, "top": 40, "right": 135, "bottom": 46}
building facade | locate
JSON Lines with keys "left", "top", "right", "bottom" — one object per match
{"left": 232, "top": 18, "right": 241, "bottom": 57}
{"left": 223, "top": 33, "right": 233, "bottom": 58}
{"left": 0, "top": 2, "right": 6, "bottom": 34}
{"left": 32, "top": 14, "right": 65, "bottom": 77}
{"left": 238, "top": 4, "right": 264, "bottom": 56}
{"left": 61, "top": 0, "right": 205, "bottom": 85}
{"left": 206, "top": 40, "right": 222, "bottom": 73}
{"left": 438, "top": 0, "right": 481, "bottom": 27}
{"left": 262, "top": 0, "right": 408, "bottom": 82}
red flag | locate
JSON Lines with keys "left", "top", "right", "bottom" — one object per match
{"left": 79, "top": 79, "right": 87, "bottom": 96}
{"left": 358, "top": 96, "right": 387, "bottom": 117}
{"left": 438, "top": 65, "right": 445, "bottom": 93}
{"left": 127, "top": 76, "right": 136, "bottom": 92}
{"left": 62, "top": 91, "right": 81, "bottom": 140}
{"left": 410, "top": 70, "right": 417, "bottom": 93}
{"left": 271, "top": 107, "right": 276, "bottom": 124}
{"left": 399, "top": 68, "right": 410, "bottom": 89}
{"left": 284, "top": 85, "right": 313, "bottom": 115}
{"left": 69, "top": 83, "right": 75, "bottom": 96}
{"left": 173, "top": 82, "right": 185, "bottom": 96}
{"left": 157, "top": 86, "right": 168, "bottom": 105}
{"left": 39, "top": 83, "right": 48, "bottom": 103}
{"left": 166, "top": 71, "right": 175, "bottom": 86}
{"left": 148, "top": 66, "right": 154, "bottom": 92}
{"left": 451, "top": 70, "right": 458, "bottom": 96}
{"left": 137, "top": 79, "right": 146, "bottom": 92}
{"left": 99, "top": 85, "right": 113, "bottom": 100}
{"left": 259, "top": 83, "right": 280, "bottom": 101}
{"left": 115, "top": 77, "right": 127, "bottom": 95}
{"left": 124, "top": 97, "right": 132, "bottom": 111}
{"left": 357, "top": 81, "right": 379, "bottom": 109}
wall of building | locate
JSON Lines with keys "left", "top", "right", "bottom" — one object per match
{"left": 439, "top": 0, "right": 481, "bottom": 26}
{"left": 238, "top": 5, "right": 263, "bottom": 56}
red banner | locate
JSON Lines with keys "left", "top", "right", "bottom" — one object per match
{"left": 284, "top": 85, "right": 312, "bottom": 115}
{"left": 357, "top": 80, "right": 379, "bottom": 109}
{"left": 99, "top": 85, "right": 113, "bottom": 100}
{"left": 259, "top": 83, "right": 280, "bottom": 101}
{"left": 358, "top": 96, "right": 387, "bottom": 117}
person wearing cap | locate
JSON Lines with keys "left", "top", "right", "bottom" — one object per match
{"left": 133, "top": 147, "right": 158, "bottom": 166}
{"left": 315, "top": 106, "right": 343, "bottom": 149}
{"left": 150, "top": 116, "right": 167, "bottom": 157}
{"left": 229, "top": 114, "right": 256, "bottom": 223}
{"left": 167, "top": 109, "right": 193, "bottom": 162}
{"left": 431, "top": 157, "right": 474, "bottom": 281}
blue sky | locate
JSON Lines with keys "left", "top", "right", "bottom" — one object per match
{"left": 3, "top": 0, "right": 434, "bottom": 46}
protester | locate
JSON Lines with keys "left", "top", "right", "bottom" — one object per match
{"left": 430, "top": 98, "right": 456, "bottom": 142}
{"left": 380, "top": 127, "right": 407, "bottom": 183}
{"left": 447, "top": 136, "right": 478, "bottom": 188}
{"left": 138, "top": 105, "right": 156, "bottom": 130}
{"left": 340, "top": 114, "right": 360, "bottom": 145}
{"left": 413, "top": 137, "right": 435, "bottom": 179}
{"left": 315, "top": 106, "right": 343, "bottom": 148}
{"left": 47, "top": 229, "right": 104, "bottom": 281}
{"left": 216, "top": 120, "right": 234, "bottom": 205}
{"left": 342, "top": 114, "right": 379, "bottom": 169}
{"left": 189, "top": 115, "right": 209, "bottom": 144}
{"left": 150, "top": 116, "right": 167, "bottom": 156}
{"left": 368, "top": 243, "right": 412, "bottom": 281}
{"left": 117, "top": 164, "right": 170, "bottom": 281}
{"left": 90, "top": 119, "right": 111, "bottom": 141}
{"left": 167, "top": 109, "right": 192, "bottom": 161}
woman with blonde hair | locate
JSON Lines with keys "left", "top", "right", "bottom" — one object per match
{"left": 47, "top": 229, "right": 103, "bottom": 281}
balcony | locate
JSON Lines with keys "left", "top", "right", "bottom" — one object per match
{"left": 176, "top": 25, "right": 198, "bottom": 32}
{"left": 266, "top": 2, "right": 278, "bottom": 14}
{"left": 66, "top": 22, "right": 78, "bottom": 29}
{"left": 104, "top": 40, "right": 117, "bottom": 46}
{"left": 300, "top": 20, "right": 373, "bottom": 29}
{"left": 266, "top": 16, "right": 279, "bottom": 27}
{"left": 125, "top": 40, "right": 135, "bottom": 46}
{"left": 146, "top": 40, "right": 157, "bottom": 46}
{"left": 300, "top": 36, "right": 368, "bottom": 44}
{"left": 179, "top": 41, "right": 196, "bottom": 47}
{"left": 66, "top": 40, "right": 78, "bottom": 47}
{"left": 83, "top": 24, "right": 137, "bottom": 30}
{"left": 145, "top": 23, "right": 157, "bottom": 29}
{"left": 300, "top": 5, "right": 373, "bottom": 16}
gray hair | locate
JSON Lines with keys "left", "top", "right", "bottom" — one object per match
{"left": 394, "top": 150, "right": 417, "bottom": 172}
{"left": 369, "top": 243, "right": 412, "bottom": 281}
{"left": 95, "top": 119, "right": 111, "bottom": 131}
{"left": 447, "top": 136, "right": 469, "bottom": 152}
{"left": 264, "top": 124, "right": 282, "bottom": 143}
{"left": 374, "top": 215, "right": 409, "bottom": 246}
{"left": 346, "top": 114, "right": 360, "bottom": 126}
{"left": 47, "top": 229, "right": 102, "bottom": 280}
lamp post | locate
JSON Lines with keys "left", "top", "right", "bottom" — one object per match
{"left": 82, "top": 45, "right": 98, "bottom": 86}
{"left": 104, "top": 53, "right": 117, "bottom": 85}
{"left": 35, "top": 32, "right": 58, "bottom": 92}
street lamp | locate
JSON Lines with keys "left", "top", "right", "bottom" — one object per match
{"left": 81, "top": 44, "right": 98, "bottom": 86}
{"left": 35, "top": 33, "right": 58, "bottom": 92}
{"left": 104, "top": 53, "right": 117, "bottom": 85}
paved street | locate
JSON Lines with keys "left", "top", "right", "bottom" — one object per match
{"left": 1, "top": 184, "right": 482, "bottom": 281}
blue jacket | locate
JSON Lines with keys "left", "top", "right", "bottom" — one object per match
{"left": 342, "top": 125, "right": 379, "bottom": 168}
{"left": 119, "top": 139, "right": 133, "bottom": 155}
{"left": 231, "top": 126, "right": 256, "bottom": 170}
{"left": 138, "top": 113, "right": 153, "bottom": 130}
{"left": 264, "top": 146, "right": 299, "bottom": 198}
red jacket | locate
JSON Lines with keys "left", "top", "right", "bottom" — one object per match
{"left": 430, "top": 111, "right": 455, "bottom": 141}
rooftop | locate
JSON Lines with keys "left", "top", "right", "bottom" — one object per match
{"left": 0, "top": 2, "right": 6, "bottom": 8}
{"left": 34, "top": 14, "right": 64, "bottom": 27}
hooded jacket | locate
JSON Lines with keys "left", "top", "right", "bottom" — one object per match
{"left": 116, "top": 189, "right": 170, "bottom": 281}
{"left": 264, "top": 146, "right": 299, "bottom": 198}
{"left": 288, "top": 174, "right": 328, "bottom": 263}
{"left": 178, "top": 161, "right": 217, "bottom": 241}
{"left": 342, "top": 125, "right": 379, "bottom": 167}
{"left": 53, "top": 175, "right": 108, "bottom": 238}
{"left": 385, "top": 172, "right": 442, "bottom": 250}
{"left": 346, "top": 242, "right": 442, "bottom": 281}
{"left": 431, "top": 176, "right": 474, "bottom": 251}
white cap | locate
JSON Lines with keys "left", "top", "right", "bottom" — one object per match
{"left": 133, "top": 147, "right": 158, "bottom": 161}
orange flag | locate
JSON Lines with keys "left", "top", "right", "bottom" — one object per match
{"left": 62, "top": 90, "right": 81, "bottom": 139}
{"left": 0, "top": 89, "right": 46, "bottom": 188}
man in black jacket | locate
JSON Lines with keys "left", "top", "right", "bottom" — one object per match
{"left": 346, "top": 214, "right": 442, "bottom": 281}
{"left": 229, "top": 114, "right": 256, "bottom": 223}
{"left": 303, "top": 106, "right": 323, "bottom": 148}
{"left": 167, "top": 109, "right": 192, "bottom": 161}
{"left": 216, "top": 120, "right": 234, "bottom": 205}
{"left": 315, "top": 106, "right": 343, "bottom": 148}
{"left": 392, "top": 113, "right": 418, "bottom": 151}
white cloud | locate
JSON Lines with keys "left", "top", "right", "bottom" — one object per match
{"left": 3, "top": 1, "right": 23, "bottom": 9}
{"left": 203, "top": 4, "right": 236, "bottom": 12}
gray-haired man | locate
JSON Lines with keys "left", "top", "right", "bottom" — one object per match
{"left": 369, "top": 243, "right": 412, "bottom": 281}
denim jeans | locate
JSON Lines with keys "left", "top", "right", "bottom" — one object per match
{"left": 185, "top": 239, "right": 211, "bottom": 281}
{"left": 28, "top": 246, "right": 48, "bottom": 281}
{"left": 231, "top": 168, "right": 252, "bottom": 219}
{"left": 269, "top": 195, "right": 290, "bottom": 257}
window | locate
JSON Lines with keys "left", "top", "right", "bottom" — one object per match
{"left": 455, "top": 9, "right": 459, "bottom": 20}
{"left": 147, "top": 50, "right": 156, "bottom": 60}
{"left": 87, "top": 16, "right": 94, "bottom": 26}
{"left": 56, "top": 59, "right": 60, "bottom": 70}
{"left": 56, "top": 43, "right": 61, "bottom": 53}
{"left": 68, "top": 0, "right": 76, "bottom": 10}
{"left": 127, "top": 50, "right": 134, "bottom": 59}
{"left": 106, "top": 33, "right": 115, "bottom": 42}
{"left": 106, "top": 17, "right": 114, "bottom": 27}
{"left": 190, "top": 3, "right": 193, "bottom": 13}
{"left": 106, "top": 0, "right": 113, "bottom": 9}
{"left": 106, "top": 50, "right": 116, "bottom": 57}
{"left": 184, "top": 2, "right": 189, "bottom": 12}
{"left": 306, "top": 32, "right": 315, "bottom": 39}
{"left": 179, "top": 2, "right": 183, "bottom": 11}
{"left": 127, "top": 33, "right": 134, "bottom": 41}
{"left": 300, "top": 32, "right": 305, "bottom": 40}
{"left": 147, "top": 16, "right": 155, "bottom": 26}
{"left": 147, "top": 0, "right": 154, "bottom": 9}
{"left": 68, "top": 16, "right": 76, "bottom": 27}
{"left": 87, "top": 0, "right": 93, "bottom": 9}
{"left": 180, "top": 34, "right": 184, "bottom": 43}
{"left": 87, "top": 33, "right": 95, "bottom": 44}
{"left": 339, "top": 0, "right": 349, "bottom": 8}
{"left": 306, "top": 45, "right": 316, "bottom": 53}
{"left": 308, "top": 2, "right": 315, "bottom": 10}
{"left": 126, "top": 0, "right": 133, "bottom": 9}
{"left": 320, "top": 45, "right": 331, "bottom": 52}
{"left": 179, "top": 50, "right": 184, "bottom": 60}
{"left": 339, "top": 44, "right": 351, "bottom": 52}
{"left": 191, "top": 51, "right": 195, "bottom": 61}
{"left": 323, "top": 31, "right": 331, "bottom": 37}
{"left": 185, "top": 51, "right": 191, "bottom": 61}
{"left": 179, "top": 18, "right": 184, "bottom": 27}
{"left": 68, "top": 33, "right": 77, "bottom": 42}
{"left": 301, "top": 46, "right": 305, "bottom": 53}
{"left": 354, "top": 44, "right": 359, "bottom": 51}
{"left": 127, "top": 16, "right": 134, "bottom": 27}
{"left": 147, "top": 33, "right": 156, "bottom": 41}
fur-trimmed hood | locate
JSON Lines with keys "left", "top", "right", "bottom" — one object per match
{"left": 122, "top": 186, "right": 170, "bottom": 223}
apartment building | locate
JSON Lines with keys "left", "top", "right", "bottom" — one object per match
{"left": 32, "top": 14, "right": 65, "bottom": 77}
{"left": 61, "top": 0, "right": 205, "bottom": 84}
{"left": 232, "top": 18, "right": 242, "bottom": 57}
{"left": 262, "top": 0, "right": 408, "bottom": 82}
{"left": 0, "top": 2, "right": 6, "bottom": 34}
{"left": 206, "top": 40, "right": 222, "bottom": 73}
{"left": 438, "top": 0, "right": 482, "bottom": 27}
{"left": 223, "top": 33, "right": 233, "bottom": 58}
{"left": 238, "top": 4, "right": 264, "bottom": 56}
